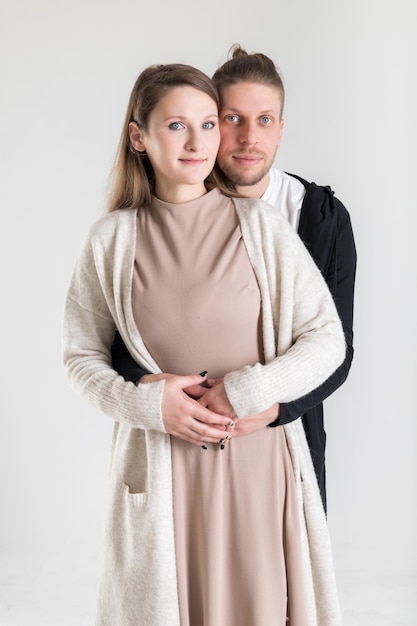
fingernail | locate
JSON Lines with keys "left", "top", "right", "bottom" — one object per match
{"left": 219, "top": 438, "right": 225, "bottom": 444}
{"left": 229, "top": 420, "right": 235, "bottom": 427}
{"left": 220, "top": 443, "right": 225, "bottom": 450}
{"left": 199, "top": 371, "right": 208, "bottom": 377}
{"left": 201, "top": 444, "right": 208, "bottom": 450}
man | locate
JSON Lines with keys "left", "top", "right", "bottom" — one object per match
{"left": 111, "top": 46, "right": 356, "bottom": 510}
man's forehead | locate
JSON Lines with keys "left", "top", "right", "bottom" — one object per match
{"left": 219, "top": 82, "right": 282, "bottom": 112}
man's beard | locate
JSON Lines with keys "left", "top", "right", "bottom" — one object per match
{"left": 219, "top": 155, "right": 271, "bottom": 188}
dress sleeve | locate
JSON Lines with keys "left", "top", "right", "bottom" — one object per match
{"left": 273, "top": 203, "right": 356, "bottom": 425}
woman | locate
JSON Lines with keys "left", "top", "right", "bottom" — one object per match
{"left": 62, "top": 63, "right": 345, "bottom": 626}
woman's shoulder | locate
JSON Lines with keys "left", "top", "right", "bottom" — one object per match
{"left": 231, "top": 195, "right": 314, "bottom": 267}
{"left": 232, "top": 195, "right": 275, "bottom": 212}
{"left": 232, "top": 196, "right": 296, "bottom": 234}
{"left": 86, "top": 208, "right": 137, "bottom": 241}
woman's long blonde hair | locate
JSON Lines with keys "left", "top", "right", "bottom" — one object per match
{"left": 107, "top": 64, "right": 231, "bottom": 212}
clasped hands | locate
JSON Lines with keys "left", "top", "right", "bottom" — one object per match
{"left": 140, "top": 372, "right": 279, "bottom": 448}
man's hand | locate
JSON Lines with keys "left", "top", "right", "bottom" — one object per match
{"left": 196, "top": 378, "right": 235, "bottom": 419}
{"left": 198, "top": 378, "right": 280, "bottom": 442}
{"left": 233, "top": 404, "right": 279, "bottom": 438}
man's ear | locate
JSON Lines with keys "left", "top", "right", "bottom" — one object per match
{"left": 128, "top": 122, "right": 146, "bottom": 152}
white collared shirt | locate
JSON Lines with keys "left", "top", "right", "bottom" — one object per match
{"left": 261, "top": 168, "right": 306, "bottom": 231}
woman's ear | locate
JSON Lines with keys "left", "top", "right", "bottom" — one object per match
{"left": 128, "top": 122, "right": 146, "bottom": 152}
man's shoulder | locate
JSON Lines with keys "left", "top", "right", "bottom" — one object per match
{"left": 284, "top": 171, "right": 351, "bottom": 220}
{"left": 284, "top": 171, "right": 328, "bottom": 196}
{"left": 269, "top": 167, "right": 306, "bottom": 193}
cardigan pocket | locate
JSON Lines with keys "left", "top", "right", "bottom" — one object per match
{"left": 123, "top": 482, "right": 150, "bottom": 509}
{"left": 119, "top": 427, "right": 149, "bottom": 509}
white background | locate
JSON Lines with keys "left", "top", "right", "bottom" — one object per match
{"left": 1, "top": 0, "right": 416, "bottom": 624}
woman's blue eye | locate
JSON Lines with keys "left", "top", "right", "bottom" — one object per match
{"left": 202, "top": 121, "right": 214, "bottom": 129}
{"left": 169, "top": 122, "right": 183, "bottom": 130}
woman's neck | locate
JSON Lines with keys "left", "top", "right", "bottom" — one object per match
{"left": 154, "top": 182, "right": 208, "bottom": 204}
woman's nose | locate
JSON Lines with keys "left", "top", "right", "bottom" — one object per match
{"left": 185, "top": 130, "right": 204, "bottom": 151}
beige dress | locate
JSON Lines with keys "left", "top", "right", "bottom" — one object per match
{"left": 132, "top": 189, "right": 309, "bottom": 626}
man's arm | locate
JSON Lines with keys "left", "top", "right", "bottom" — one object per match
{"left": 111, "top": 186, "right": 356, "bottom": 420}
{"left": 111, "top": 330, "right": 151, "bottom": 384}
{"left": 270, "top": 196, "right": 356, "bottom": 425}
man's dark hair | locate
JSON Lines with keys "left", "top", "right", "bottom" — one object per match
{"left": 212, "top": 44, "right": 285, "bottom": 118}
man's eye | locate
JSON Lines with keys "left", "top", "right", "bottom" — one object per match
{"left": 225, "top": 115, "right": 239, "bottom": 123}
{"left": 261, "top": 116, "right": 272, "bottom": 125}
{"left": 168, "top": 122, "right": 183, "bottom": 130}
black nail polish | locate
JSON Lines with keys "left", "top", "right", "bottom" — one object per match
{"left": 201, "top": 444, "right": 208, "bottom": 450}
{"left": 220, "top": 443, "right": 225, "bottom": 450}
{"left": 219, "top": 438, "right": 225, "bottom": 444}
{"left": 199, "top": 371, "right": 208, "bottom": 377}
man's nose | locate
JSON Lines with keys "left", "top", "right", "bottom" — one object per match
{"left": 238, "top": 121, "right": 258, "bottom": 145}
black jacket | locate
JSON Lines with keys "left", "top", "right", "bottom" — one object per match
{"left": 111, "top": 175, "right": 357, "bottom": 511}
{"left": 271, "top": 174, "right": 356, "bottom": 510}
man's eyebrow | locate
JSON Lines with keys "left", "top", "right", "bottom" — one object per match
{"left": 221, "top": 107, "right": 276, "bottom": 115}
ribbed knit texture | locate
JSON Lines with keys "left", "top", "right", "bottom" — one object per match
{"left": 62, "top": 191, "right": 344, "bottom": 625}
{"left": 224, "top": 198, "right": 345, "bottom": 416}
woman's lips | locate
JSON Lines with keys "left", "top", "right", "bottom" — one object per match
{"left": 179, "top": 158, "right": 206, "bottom": 165}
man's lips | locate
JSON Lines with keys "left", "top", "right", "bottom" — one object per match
{"left": 232, "top": 154, "right": 263, "bottom": 165}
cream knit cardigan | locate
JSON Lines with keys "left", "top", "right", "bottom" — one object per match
{"left": 63, "top": 194, "right": 345, "bottom": 626}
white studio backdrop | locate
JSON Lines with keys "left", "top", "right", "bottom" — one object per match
{"left": 1, "top": 0, "right": 416, "bottom": 623}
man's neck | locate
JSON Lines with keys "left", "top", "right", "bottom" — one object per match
{"left": 235, "top": 172, "right": 271, "bottom": 199}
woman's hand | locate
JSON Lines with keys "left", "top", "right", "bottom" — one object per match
{"left": 140, "top": 372, "right": 215, "bottom": 399}
{"left": 140, "top": 373, "right": 234, "bottom": 447}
